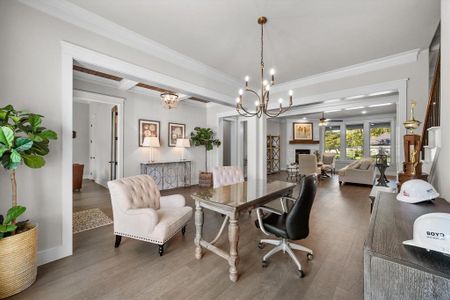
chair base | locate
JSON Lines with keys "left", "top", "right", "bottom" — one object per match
{"left": 259, "top": 238, "right": 313, "bottom": 274}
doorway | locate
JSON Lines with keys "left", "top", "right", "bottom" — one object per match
{"left": 72, "top": 89, "right": 124, "bottom": 250}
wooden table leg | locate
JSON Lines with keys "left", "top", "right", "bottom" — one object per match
{"left": 228, "top": 212, "right": 239, "bottom": 282}
{"left": 194, "top": 200, "right": 203, "bottom": 260}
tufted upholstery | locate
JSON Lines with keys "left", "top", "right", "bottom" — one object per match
{"left": 298, "top": 154, "right": 321, "bottom": 176}
{"left": 107, "top": 175, "right": 192, "bottom": 247}
{"left": 213, "top": 166, "right": 244, "bottom": 188}
{"left": 321, "top": 152, "right": 336, "bottom": 174}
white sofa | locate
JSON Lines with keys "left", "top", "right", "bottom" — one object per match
{"left": 107, "top": 175, "right": 193, "bottom": 256}
{"left": 338, "top": 159, "right": 376, "bottom": 186}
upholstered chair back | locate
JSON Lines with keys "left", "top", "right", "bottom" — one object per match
{"left": 322, "top": 153, "right": 336, "bottom": 164}
{"left": 298, "top": 154, "right": 318, "bottom": 175}
{"left": 108, "top": 175, "right": 161, "bottom": 211}
{"left": 213, "top": 166, "right": 244, "bottom": 188}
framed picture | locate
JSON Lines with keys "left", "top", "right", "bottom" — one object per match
{"left": 293, "top": 122, "right": 313, "bottom": 141}
{"left": 168, "top": 122, "right": 186, "bottom": 147}
{"left": 139, "top": 119, "right": 160, "bottom": 147}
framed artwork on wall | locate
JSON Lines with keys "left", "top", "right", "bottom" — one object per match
{"left": 293, "top": 122, "right": 313, "bottom": 141}
{"left": 168, "top": 122, "right": 186, "bottom": 147}
{"left": 139, "top": 119, "right": 160, "bottom": 147}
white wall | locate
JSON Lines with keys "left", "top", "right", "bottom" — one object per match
{"left": 436, "top": 0, "right": 449, "bottom": 201}
{"left": 73, "top": 102, "right": 90, "bottom": 177}
{"left": 284, "top": 119, "right": 321, "bottom": 165}
{"left": 89, "top": 102, "right": 114, "bottom": 186}
{"left": 74, "top": 79, "right": 207, "bottom": 183}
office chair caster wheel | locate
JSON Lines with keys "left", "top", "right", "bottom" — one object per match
{"left": 307, "top": 253, "right": 314, "bottom": 261}
{"left": 258, "top": 242, "right": 265, "bottom": 249}
{"left": 262, "top": 260, "right": 268, "bottom": 268}
{"left": 298, "top": 270, "right": 305, "bottom": 278}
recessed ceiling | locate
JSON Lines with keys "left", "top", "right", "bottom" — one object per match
{"left": 67, "top": 0, "right": 440, "bottom": 84}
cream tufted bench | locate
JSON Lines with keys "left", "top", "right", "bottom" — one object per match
{"left": 213, "top": 166, "right": 244, "bottom": 188}
{"left": 107, "top": 175, "right": 192, "bottom": 256}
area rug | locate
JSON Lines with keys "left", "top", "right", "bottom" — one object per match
{"left": 73, "top": 208, "right": 113, "bottom": 234}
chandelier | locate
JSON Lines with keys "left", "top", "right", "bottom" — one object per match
{"left": 160, "top": 92, "right": 179, "bottom": 109}
{"left": 236, "top": 16, "right": 293, "bottom": 118}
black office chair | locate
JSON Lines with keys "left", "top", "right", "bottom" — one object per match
{"left": 255, "top": 175, "right": 317, "bottom": 278}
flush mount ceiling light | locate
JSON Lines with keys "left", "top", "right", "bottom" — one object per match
{"left": 160, "top": 92, "right": 179, "bottom": 109}
{"left": 345, "top": 106, "right": 365, "bottom": 111}
{"left": 346, "top": 95, "right": 365, "bottom": 100}
{"left": 235, "top": 16, "right": 293, "bottom": 118}
{"left": 324, "top": 98, "right": 341, "bottom": 103}
{"left": 368, "top": 102, "right": 393, "bottom": 108}
{"left": 368, "top": 90, "right": 395, "bottom": 97}
{"left": 361, "top": 110, "right": 367, "bottom": 114}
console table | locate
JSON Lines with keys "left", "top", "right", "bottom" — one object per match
{"left": 141, "top": 160, "right": 192, "bottom": 190}
{"left": 364, "top": 192, "right": 450, "bottom": 299}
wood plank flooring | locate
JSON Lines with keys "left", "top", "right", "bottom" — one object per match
{"left": 11, "top": 174, "right": 372, "bottom": 300}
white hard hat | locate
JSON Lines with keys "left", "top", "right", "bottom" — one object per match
{"left": 403, "top": 213, "right": 450, "bottom": 255}
{"left": 396, "top": 179, "right": 439, "bottom": 203}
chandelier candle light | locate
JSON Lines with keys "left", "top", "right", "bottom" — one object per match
{"left": 236, "top": 16, "right": 293, "bottom": 118}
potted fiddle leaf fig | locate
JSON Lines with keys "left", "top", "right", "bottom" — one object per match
{"left": 190, "top": 127, "right": 221, "bottom": 187}
{"left": 0, "top": 104, "right": 57, "bottom": 298}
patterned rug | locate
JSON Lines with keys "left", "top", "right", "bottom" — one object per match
{"left": 73, "top": 208, "right": 113, "bottom": 234}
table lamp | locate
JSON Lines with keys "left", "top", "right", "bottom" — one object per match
{"left": 175, "top": 138, "right": 190, "bottom": 160}
{"left": 142, "top": 136, "right": 160, "bottom": 162}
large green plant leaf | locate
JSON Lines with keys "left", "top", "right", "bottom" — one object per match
{"left": 30, "top": 141, "right": 49, "bottom": 156}
{"left": 28, "top": 115, "right": 42, "bottom": 131}
{"left": 40, "top": 130, "right": 58, "bottom": 140}
{"left": 15, "top": 137, "right": 33, "bottom": 152}
{"left": 4, "top": 206, "right": 26, "bottom": 225}
{"left": 1, "top": 153, "right": 20, "bottom": 170}
{"left": 10, "top": 149, "right": 22, "bottom": 164}
{"left": 0, "top": 224, "right": 17, "bottom": 234}
{"left": 0, "top": 145, "right": 6, "bottom": 157}
{"left": 22, "top": 153, "right": 45, "bottom": 168}
{"left": 0, "top": 126, "right": 14, "bottom": 147}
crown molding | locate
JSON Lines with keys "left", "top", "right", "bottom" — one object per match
{"left": 18, "top": 0, "right": 241, "bottom": 88}
{"left": 271, "top": 49, "right": 421, "bottom": 94}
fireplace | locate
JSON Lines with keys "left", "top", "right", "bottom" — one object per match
{"left": 295, "top": 149, "right": 311, "bottom": 163}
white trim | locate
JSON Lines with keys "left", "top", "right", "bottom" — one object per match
{"left": 271, "top": 49, "right": 420, "bottom": 94}
{"left": 73, "top": 89, "right": 125, "bottom": 180}
{"left": 62, "top": 42, "right": 232, "bottom": 104}
{"left": 18, "top": 0, "right": 240, "bottom": 88}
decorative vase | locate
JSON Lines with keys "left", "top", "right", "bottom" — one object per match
{"left": 0, "top": 225, "right": 37, "bottom": 298}
{"left": 199, "top": 172, "right": 213, "bottom": 187}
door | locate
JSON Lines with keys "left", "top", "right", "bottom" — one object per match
{"left": 109, "top": 106, "right": 118, "bottom": 180}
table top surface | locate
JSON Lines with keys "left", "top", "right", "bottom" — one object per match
{"left": 141, "top": 160, "right": 191, "bottom": 165}
{"left": 365, "top": 192, "right": 450, "bottom": 278}
{"left": 191, "top": 180, "right": 296, "bottom": 210}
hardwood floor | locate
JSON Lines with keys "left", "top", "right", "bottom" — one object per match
{"left": 11, "top": 174, "right": 371, "bottom": 300}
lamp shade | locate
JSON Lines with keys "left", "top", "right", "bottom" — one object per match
{"left": 142, "top": 136, "right": 160, "bottom": 148}
{"left": 175, "top": 138, "right": 191, "bottom": 148}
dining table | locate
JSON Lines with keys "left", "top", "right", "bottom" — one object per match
{"left": 191, "top": 180, "right": 296, "bottom": 282}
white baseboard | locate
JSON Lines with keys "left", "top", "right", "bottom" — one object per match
{"left": 38, "top": 245, "right": 71, "bottom": 266}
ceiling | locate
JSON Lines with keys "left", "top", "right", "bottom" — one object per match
{"left": 67, "top": 0, "right": 440, "bottom": 84}
{"left": 278, "top": 93, "right": 397, "bottom": 120}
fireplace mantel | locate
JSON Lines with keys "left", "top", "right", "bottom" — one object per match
{"left": 289, "top": 140, "right": 320, "bottom": 144}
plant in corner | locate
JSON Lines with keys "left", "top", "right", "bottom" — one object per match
{"left": 190, "top": 127, "right": 221, "bottom": 187}
{"left": 0, "top": 104, "right": 57, "bottom": 298}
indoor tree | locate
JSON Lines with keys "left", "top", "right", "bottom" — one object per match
{"left": 190, "top": 127, "right": 221, "bottom": 172}
{"left": 0, "top": 104, "right": 57, "bottom": 238}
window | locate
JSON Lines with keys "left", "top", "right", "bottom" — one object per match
{"left": 370, "top": 122, "right": 391, "bottom": 163}
{"left": 346, "top": 124, "right": 364, "bottom": 160}
{"left": 324, "top": 126, "right": 341, "bottom": 159}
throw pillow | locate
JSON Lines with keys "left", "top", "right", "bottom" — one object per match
{"left": 359, "top": 160, "right": 372, "bottom": 170}
{"left": 322, "top": 154, "right": 334, "bottom": 165}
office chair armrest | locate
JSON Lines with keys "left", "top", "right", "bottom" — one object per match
{"left": 282, "top": 196, "right": 297, "bottom": 202}
{"left": 280, "top": 196, "right": 297, "bottom": 213}
{"left": 256, "top": 206, "right": 283, "bottom": 236}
